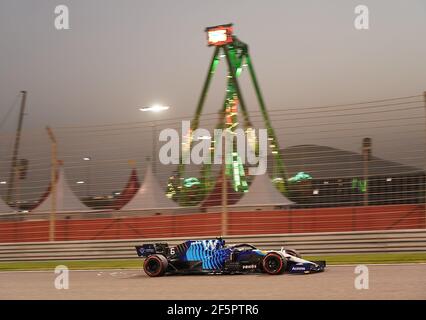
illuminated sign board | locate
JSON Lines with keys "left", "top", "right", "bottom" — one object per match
{"left": 206, "top": 24, "right": 233, "bottom": 46}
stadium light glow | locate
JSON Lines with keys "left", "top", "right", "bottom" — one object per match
{"left": 139, "top": 104, "right": 170, "bottom": 112}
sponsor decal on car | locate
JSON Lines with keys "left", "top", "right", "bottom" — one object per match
{"left": 242, "top": 264, "right": 257, "bottom": 269}
{"left": 291, "top": 265, "right": 307, "bottom": 271}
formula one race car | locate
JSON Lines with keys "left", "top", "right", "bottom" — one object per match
{"left": 135, "top": 238, "right": 325, "bottom": 277}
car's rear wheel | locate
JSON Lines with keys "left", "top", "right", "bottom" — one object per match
{"left": 143, "top": 254, "right": 168, "bottom": 277}
{"left": 262, "top": 253, "right": 286, "bottom": 275}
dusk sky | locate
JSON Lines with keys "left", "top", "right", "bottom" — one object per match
{"left": 0, "top": 0, "right": 425, "bottom": 199}
{"left": 1, "top": 0, "right": 425, "bottom": 126}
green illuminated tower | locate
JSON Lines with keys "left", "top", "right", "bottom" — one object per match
{"left": 177, "top": 24, "right": 288, "bottom": 204}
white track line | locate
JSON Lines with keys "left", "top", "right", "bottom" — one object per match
{"left": 330, "top": 262, "right": 426, "bottom": 267}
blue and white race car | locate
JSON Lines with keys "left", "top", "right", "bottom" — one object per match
{"left": 135, "top": 238, "right": 326, "bottom": 277}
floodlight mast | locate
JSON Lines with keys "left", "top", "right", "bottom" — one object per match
{"left": 176, "top": 24, "right": 288, "bottom": 205}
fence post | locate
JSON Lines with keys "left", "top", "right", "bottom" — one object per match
{"left": 221, "top": 111, "right": 228, "bottom": 236}
{"left": 222, "top": 167, "right": 228, "bottom": 236}
{"left": 423, "top": 91, "right": 426, "bottom": 228}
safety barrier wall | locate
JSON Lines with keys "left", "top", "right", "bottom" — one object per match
{"left": 0, "top": 229, "right": 425, "bottom": 262}
{"left": 0, "top": 204, "right": 424, "bottom": 243}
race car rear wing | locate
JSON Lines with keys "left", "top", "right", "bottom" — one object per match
{"left": 135, "top": 243, "right": 169, "bottom": 257}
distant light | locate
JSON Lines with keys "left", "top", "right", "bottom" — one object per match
{"left": 386, "top": 178, "right": 392, "bottom": 182}
{"left": 83, "top": 157, "right": 91, "bottom": 161}
{"left": 271, "top": 151, "right": 278, "bottom": 154}
{"left": 114, "top": 192, "right": 121, "bottom": 196}
{"left": 0, "top": 181, "right": 6, "bottom": 185}
{"left": 313, "top": 189, "right": 319, "bottom": 195}
{"left": 22, "top": 210, "right": 29, "bottom": 213}
{"left": 324, "top": 181, "right": 329, "bottom": 185}
{"left": 76, "top": 181, "right": 85, "bottom": 184}
{"left": 139, "top": 105, "right": 170, "bottom": 112}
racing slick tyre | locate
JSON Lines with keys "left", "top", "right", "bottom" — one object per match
{"left": 262, "top": 253, "right": 287, "bottom": 275}
{"left": 285, "top": 248, "right": 301, "bottom": 258}
{"left": 143, "top": 254, "right": 168, "bottom": 277}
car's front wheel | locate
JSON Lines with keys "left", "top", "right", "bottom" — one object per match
{"left": 143, "top": 254, "right": 168, "bottom": 277}
{"left": 262, "top": 253, "right": 286, "bottom": 275}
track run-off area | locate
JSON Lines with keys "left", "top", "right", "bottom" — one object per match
{"left": 0, "top": 264, "right": 425, "bottom": 299}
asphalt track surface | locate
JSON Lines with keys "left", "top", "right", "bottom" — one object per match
{"left": 0, "top": 264, "right": 425, "bottom": 300}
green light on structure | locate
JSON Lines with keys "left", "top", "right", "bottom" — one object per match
{"left": 288, "top": 172, "right": 312, "bottom": 183}
{"left": 352, "top": 178, "right": 367, "bottom": 193}
{"left": 183, "top": 177, "right": 201, "bottom": 188}
{"left": 211, "top": 57, "right": 220, "bottom": 74}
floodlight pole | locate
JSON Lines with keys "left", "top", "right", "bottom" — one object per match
{"left": 6, "top": 91, "right": 27, "bottom": 206}
{"left": 46, "top": 126, "right": 57, "bottom": 242}
{"left": 152, "top": 121, "right": 157, "bottom": 174}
